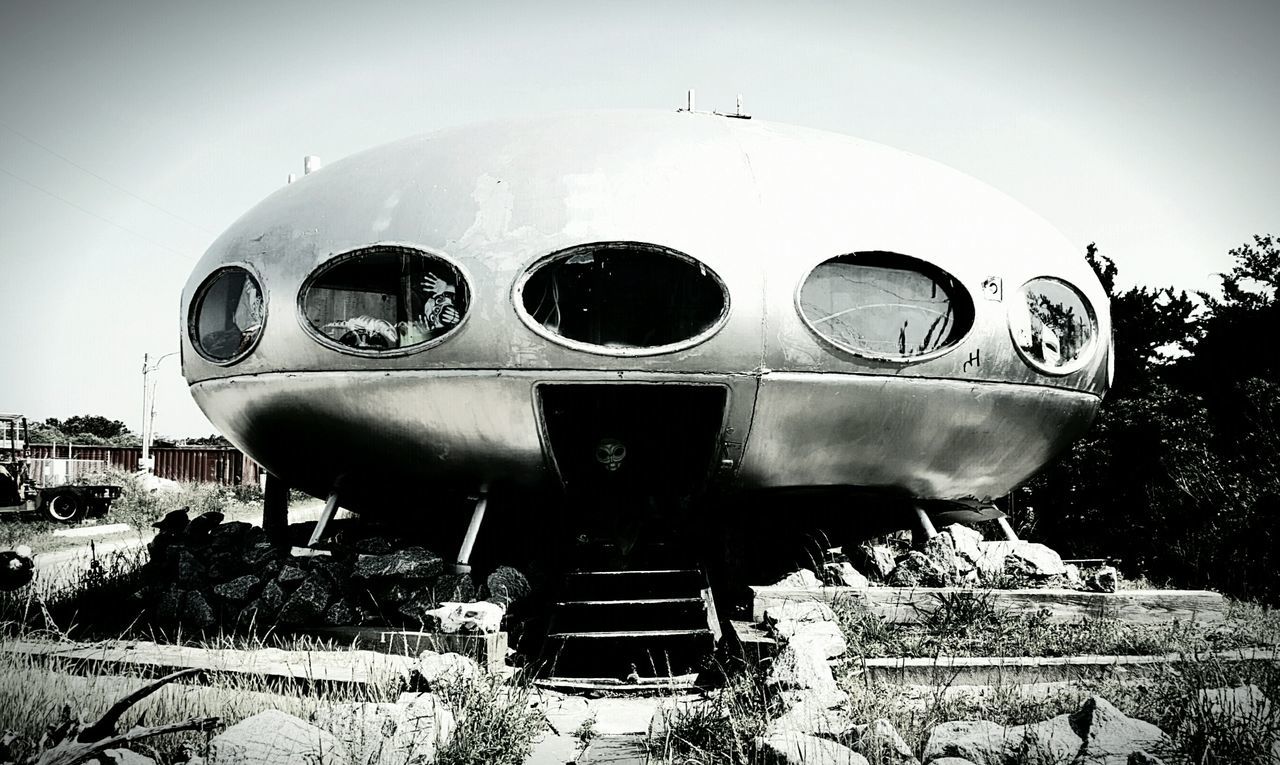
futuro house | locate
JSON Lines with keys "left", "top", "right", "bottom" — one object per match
{"left": 181, "top": 110, "right": 1111, "bottom": 521}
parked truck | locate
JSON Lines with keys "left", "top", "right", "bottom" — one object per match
{"left": 0, "top": 414, "right": 123, "bottom": 523}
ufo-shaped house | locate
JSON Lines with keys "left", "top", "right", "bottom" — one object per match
{"left": 181, "top": 110, "right": 1110, "bottom": 523}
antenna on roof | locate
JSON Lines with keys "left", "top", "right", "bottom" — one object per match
{"left": 687, "top": 89, "right": 695, "bottom": 112}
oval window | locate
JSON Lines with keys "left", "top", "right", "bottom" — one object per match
{"left": 799, "top": 252, "right": 974, "bottom": 359}
{"left": 518, "top": 243, "right": 728, "bottom": 354}
{"left": 1009, "top": 277, "right": 1097, "bottom": 373}
{"left": 301, "top": 246, "right": 469, "bottom": 354}
{"left": 190, "top": 266, "right": 265, "bottom": 364}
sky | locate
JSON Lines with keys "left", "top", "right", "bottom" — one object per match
{"left": 0, "top": 0, "right": 1276, "bottom": 438}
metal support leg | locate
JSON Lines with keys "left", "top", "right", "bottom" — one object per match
{"left": 307, "top": 488, "right": 341, "bottom": 548}
{"left": 263, "top": 473, "right": 289, "bottom": 544}
{"left": 996, "top": 516, "right": 1020, "bottom": 542}
{"left": 912, "top": 503, "right": 938, "bottom": 547}
{"left": 454, "top": 484, "right": 489, "bottom": 574}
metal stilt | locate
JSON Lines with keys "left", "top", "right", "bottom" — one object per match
{"left": 455, "top": 484, "right": 489, "bottom": 574}
{"left": 307, "top": 488, "right": 341, "bottom": 547}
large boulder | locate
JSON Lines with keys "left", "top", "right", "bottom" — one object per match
{"left": 888, "top": 551, "right": 949, "bottom": 587}
{"left": 922, "top": 720, "right": 1010, "bottom": 765}
{"left": 1085, "top": 566, "right": 1120, "bottom": 593}
{"left": 768, "top": 640, "right": 842, "bottom": 704}
{"left": 1006, "top": 714, "right": 1081, "bottom": 764}
{"left": 788, "top": 621, "right": 847, "bottom": 660}
{"left": 180, "top": 590, "right": 217, "bottom": 631}
{"left": 212, "top": 574, "right": 261, "bottom": 603}
{"left": 433, "top": 572, "right": 478, "bottom": 604}
{"left": 208, "top": 709, "right": 349, "bottom": 765}
{"left": 1071, "top": 696, "right": 1170, "bottom": 765}
{"left": 852, "top": 718, "right": 917, "bottom": 765}
{"left": 769, "top": 695, "right": 853, "bottom": 740}
{"left": 849, "top": 543, "right": 897, "bottom": 582}
{"left": 484, "top": 566, "right": 530, "bottom": 607}
{"left": 774, "top": 569, "right": 824, "bottom": 589}
{"left": 353, "top": 547, "right": 444, "bottom": 582}
{"left": 973, "top": 541, "right": 1067, "bottom": 583}
{"left": 311, "top": 696, "right": 455, "bottom": 765}
{"left": 758, "top": 729, "right": 868, "bottom": 764}
{"left": 823, "top": 562, "right": 871, "bottom": 588}
{"left": 277, "top": 574, "right": 335, "bottom": 625}
{"left": 415, "top": 652, "right": 481, "bottom": 688}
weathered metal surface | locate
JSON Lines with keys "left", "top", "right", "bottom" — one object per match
{"left": 180, "top": 110, "right": 1111, "bottom": 509}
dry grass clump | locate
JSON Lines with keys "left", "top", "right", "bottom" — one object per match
{"left": 432, "top": 672, "right": 545, "bottom": 765}
{"left": 648, "top": 659, "right": 775, "bottom": 765}
{"left": 0, "top": 643, "right": 403, "bottom": 764}
{"left": 1102, "top": 655, "right": 1280, "bottom": 765}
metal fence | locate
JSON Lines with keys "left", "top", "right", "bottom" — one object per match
{"left": 28, "top": 444, "right": 264, "bottom": 487}
{"left": 27, "top": 458, "right": 108, "bottom": 485}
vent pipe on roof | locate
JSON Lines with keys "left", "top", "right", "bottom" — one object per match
{"left": 287, "top": 173, "right": 297, "bottom": 185}
{"left": 687, "top": 89, "right": 695, "bottom": 112}
{"left": 304, "top": 155, "right": 321, "bottom": 175}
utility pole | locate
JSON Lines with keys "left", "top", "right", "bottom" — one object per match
{"left": 140, "top": 352, "right": 178, "bottom": 473}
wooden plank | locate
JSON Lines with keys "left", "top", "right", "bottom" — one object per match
{"left": 856, "top": 647, "right": 1280, "bottom": 686}
{"left": 300, "top": 626, "right": 508, "bottom": 673}
{"left": 751, "top": 586, "right": 1228, "bottom": 624}
{"left": 2, "top": 640, "right": 414, "bottom": 689}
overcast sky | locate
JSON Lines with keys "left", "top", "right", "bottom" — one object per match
{"left": 1, "top": 0, "right": 1276, "bottom": 438}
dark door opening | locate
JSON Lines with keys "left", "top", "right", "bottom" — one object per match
{"left": 538, "top": 384, "right": 727, "bottom": 497}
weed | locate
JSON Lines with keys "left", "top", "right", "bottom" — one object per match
{"left": 649, "top": 658, "right": 775, "bottom": 765}
{"left": 432, "top": 672, "right": 545, "bottom": 765}
{"left": 572, "top": 711, "right": 597, "bottom": 750}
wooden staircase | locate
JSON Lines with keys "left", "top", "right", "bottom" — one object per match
{"left": 535, "top": 540, "right": 721, "bottom": 692}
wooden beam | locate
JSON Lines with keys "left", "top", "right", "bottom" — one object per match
{"left": 2, "top": 640, "right": 414, "bottom": 690}
{"left": 751, "top": 586, "right": 1228, "bottom": 625}
{"left": 298, "top": 627, "right": 508, "bottom": 673}
{"left": 857, "top": 647, "right": 1280, "bottom": 686}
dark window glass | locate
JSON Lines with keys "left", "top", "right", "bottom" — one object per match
{"left": 191, "top": 267, "right": 264, "bottom": 363}
{"left": 1011, "top": 278, "right": 1096, "bottom": 371}
{"left": 799, "top": 252, "right": 973, "bottom": 358}
{"left": 302, "top": 247, "right": 469, "bottom": 352}
{"left": 520, "top": 243, "right": 727, "bottom": 351}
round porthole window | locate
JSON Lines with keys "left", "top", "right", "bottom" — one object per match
{"left": 798, "top": 252, "right": 974, "bottom": 360}
{"left": 189, "top": 266, "right": 265, "bottom": 364}
{"left": 1009, "top": 277, "right": 1097, "bottom": 374}
{"left": 516, "top": 242, "right": 729, "bottom": 355}
{"left": 300, "top": 246, "right": 470, "bottom": 355}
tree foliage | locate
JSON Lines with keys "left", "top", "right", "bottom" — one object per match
{"left": 1026, "top": 235, "right": 1280, "bottom": 601}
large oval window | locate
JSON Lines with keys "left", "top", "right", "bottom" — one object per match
{"left": 518, "top": 243, "right": 728, "bottom": 355}
{"left": 190, "top": 266, "right": 265, "bottom": 364}
{"left": 301, "top": 246, "right": 469, "bottom": 354}
{"left": 799, "top": 252, "right": 974, "bottom": 359}
{"left": 1009, "top": 277, "right": 1097, "bottom": 374}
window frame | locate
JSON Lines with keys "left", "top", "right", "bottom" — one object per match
{"left": 1006, "top": 275, "right": 1099, "bottom": 376}
{"left": 512, "top": 241, "right": 732, "bottom": 357}
{"left": 187, "top": 263, "right": 268, "bottom": 366}
{"left": 795, "top": 251, "right": 975, "bottom": 363}
{"left": 296, "top": 244, "right": 473, "bottom": 358}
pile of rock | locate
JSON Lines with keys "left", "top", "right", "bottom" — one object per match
{"left": 759, "top": 691, "right": 1176, "bottom": 765}
{"left": 923, "top": 696, "right": 1170, "bottom": 765}
{"left": 803, "top": 524, "right": 1123, "bottom": 592}
{"left": 135, "top": 508, "right": 530, "bottom": 633}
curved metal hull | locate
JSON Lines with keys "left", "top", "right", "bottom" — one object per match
{"left": 181, "top": 111, "right": 1110, "bottom": 513}
{"left": 191, "top": 369, "right": 1097, "bottom": 514}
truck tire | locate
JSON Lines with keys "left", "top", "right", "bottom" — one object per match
{"left": 44, "top": 492, "right": 86, "bottom": 524}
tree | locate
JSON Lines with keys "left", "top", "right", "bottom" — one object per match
{"left": 49, "top": 415, "right": 132, "bottom": 440}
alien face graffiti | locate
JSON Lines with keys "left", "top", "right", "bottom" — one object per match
{"left": 595, "top": 438, "right": 627, "bottom": 472}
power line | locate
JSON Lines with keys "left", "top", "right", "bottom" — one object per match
{"left": 0, "top": 165, "right": 187, "bottom": 256}
{"left": 0, "top": 120, "right": 214, "bottom": 235}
